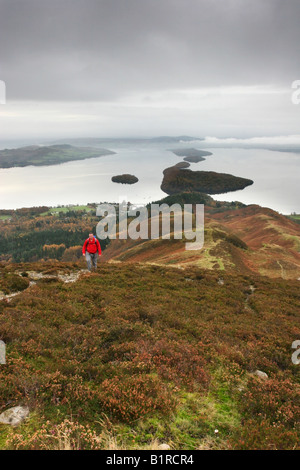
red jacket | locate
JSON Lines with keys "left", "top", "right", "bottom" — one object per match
{"left": 82, "top": 237, "right": 102, "bottom": 255}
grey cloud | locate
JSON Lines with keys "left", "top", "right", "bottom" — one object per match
{"left": 1, "top": 0, "right": 300, "bottom": 101}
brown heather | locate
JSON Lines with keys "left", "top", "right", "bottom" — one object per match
{"left": 0, "top": 261, "right": 299, "bottom": 449}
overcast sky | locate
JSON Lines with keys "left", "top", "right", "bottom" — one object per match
{"left": 0, "top": 0, "right": 300, "bottom": 139}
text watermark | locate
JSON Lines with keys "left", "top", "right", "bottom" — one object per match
{"left": 292, "top": 340, "right": 300, "bottom": 365}
{"left": 291, "top": 80, "right": 300, "bottom": 104}
{"left": 0, "top": 340, "right": 6, "bottom": 364}
{"left": 0, "top": 80, "right": 6, "bottom": 104}
{"left": 96, "top": 200, "right": 204, "bottom": 251}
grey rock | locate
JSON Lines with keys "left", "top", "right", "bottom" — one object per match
{"left": 0, "top": 406, "right": 29, "bottom": 426}
{"left": 253, "top": 370, "right": 268, "bottom": 380}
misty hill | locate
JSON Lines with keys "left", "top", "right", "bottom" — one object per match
{"left": 149, "top": 136, "right": 204, "bottom": 143}
{"left": 0, "top": 144, "right": 115, "bottom": 168}
{"left": 170, "top": 148, "right": 213, "bottom": 162}
{"left": 50, "top": 136, "right": 204, "bottom": 146}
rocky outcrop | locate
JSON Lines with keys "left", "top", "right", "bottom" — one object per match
{"left": 0, "top": 406, "right": 29, "bottom": 426}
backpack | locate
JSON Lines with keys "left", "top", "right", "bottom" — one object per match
{"left": 86, "top": 236, "right": 97, "bottom": 248}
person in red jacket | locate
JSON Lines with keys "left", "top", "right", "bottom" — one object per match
{"left": 82, "top": 233, "right": 102, "bottom": 271}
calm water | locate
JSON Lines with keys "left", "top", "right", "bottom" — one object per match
{"left": 0, "top": 142, "right": 299, "bottom": 214}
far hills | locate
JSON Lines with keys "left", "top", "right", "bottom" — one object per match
{"left": 170, "top": 148, "right": 213, "bottom": 163}
{"left": 0, "top": 144, "right": 115, "bottom": 168}
{"left": 49, "top": 135, "right": 204, "bottom": 146}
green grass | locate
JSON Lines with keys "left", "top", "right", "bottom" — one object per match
{"left": 40, "top": 205, "right": 93, "bottom": 216}
{"left": 287, "top": 214, "right": 300, "bottom": 225}
{"left": 216, "top": 258, "right": 225, "bottom": 270}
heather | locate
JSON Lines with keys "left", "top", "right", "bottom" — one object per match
{"left": 0, "top": 262, "right": 299, "bottom": 450}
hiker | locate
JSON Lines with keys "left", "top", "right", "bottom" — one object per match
{"left": 82, "top": 233, "right": 102, "bottom": 271}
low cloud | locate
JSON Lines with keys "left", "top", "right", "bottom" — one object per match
{"left": 0, "top": 0, "right": 300, "bottom": 138}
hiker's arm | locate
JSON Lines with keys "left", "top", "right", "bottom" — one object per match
{"left": 82, "top": 240, "right": 87, "bottom": 255}
{"left": 97, "top": 239, "right": 102, "bottom": 255}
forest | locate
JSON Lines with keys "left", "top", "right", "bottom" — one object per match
{"left": 0, "top": 205, "right": 109, "bottom": 262}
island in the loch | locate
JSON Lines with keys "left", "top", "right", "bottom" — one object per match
{"left": 170, "top": 148, "right": 213, "bottom": 163}
{"left": 161, "top": 164, "right": 254, "bottom": 195}
{"left": 111, "top": 174, "right": 139, "bottom": 184}
{"left": 0, "top": 144, "right": 115, "bottom": 168}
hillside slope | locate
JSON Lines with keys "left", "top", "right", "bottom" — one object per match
{"left": 211, "top": 205, "right": 300, "bottom": 278}
{"left": 0, "top": 262, "right": 299, "bottom": 450}
{"left": 102, "top": 203, "right": 300, "bottom": 280}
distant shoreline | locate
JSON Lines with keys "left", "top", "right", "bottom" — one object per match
{"left": 0, "top": 144, "right": 115, "bottom": 169}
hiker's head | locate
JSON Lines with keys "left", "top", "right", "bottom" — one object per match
{"left": 89, "top": 233, "right": 94, "bottom": 240}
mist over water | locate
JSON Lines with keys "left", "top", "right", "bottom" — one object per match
{"left": 0, "top": 141, "right": 299, "bottom": 214}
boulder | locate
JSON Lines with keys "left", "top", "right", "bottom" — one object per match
{"left": 253, "top": 370, "right": 268, "bottom": 380}
{"left": 0, "top": 406, "right": 29, "bottom": 426}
